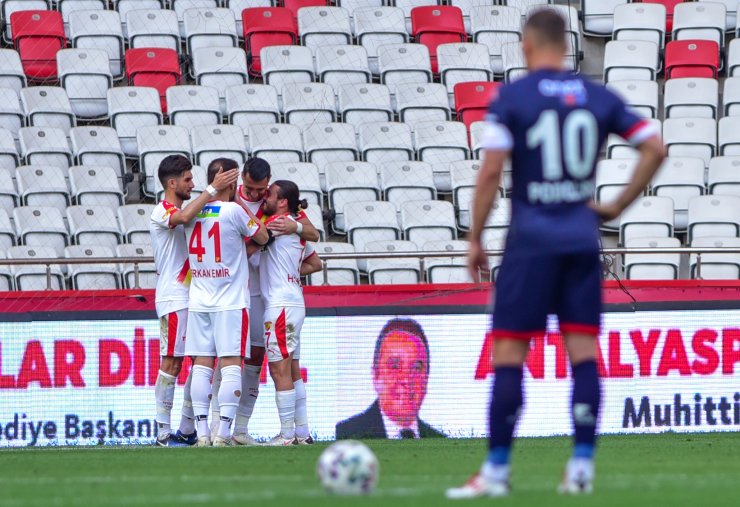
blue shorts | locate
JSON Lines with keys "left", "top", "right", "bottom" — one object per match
{"left": 491, "top": 250, "right": 602, "bottom": 339}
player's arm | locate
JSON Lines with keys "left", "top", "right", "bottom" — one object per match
{"left": 169, "top": 168, "right": 239, "bottom": 226}
{"left": 300, "top": 251, "right": 322, "bottom": 276}
{"left": 266, "top": 212, "right": 320, "bottom": 242}
{"left": 242, "top": 204, "right": 269, "bottom": 246}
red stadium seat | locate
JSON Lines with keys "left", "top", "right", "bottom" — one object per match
{"left": 242, "top": 8, "right": 297, "bottom": 77}
{"left": 125, "top": 48, "right": 181, "bottom": 113}
{"left": 665, "top": 40, "right": 719, "bottom": 79}
{"left": 635, "top": 0, "right": 687, "bottom": 33}
{"left": 282, "top": 0, "right": 328, "bottom": 18}
{"left": 11, "top": 10, "right": 66, "bottom": 82}
{"left": 411, "top": 6, "right": 466, "bottom": 74}
{"left": 454, "top": 81, "right": 500, "bottom": 129}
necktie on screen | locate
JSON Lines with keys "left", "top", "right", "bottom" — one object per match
{"left": 400, "top": 429, "right": 416, "bottom": 439}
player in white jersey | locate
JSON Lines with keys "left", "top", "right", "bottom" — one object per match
{"left": 149, "top": 154, "right": 239, "bottom": 446}
{"left": 208, "top": 157, "right": 320, "bottom": 445}
{"left": 260, "top": 180, "right": 323, "bottom": 445}
{"left": 184, "top": 158, "right": 268, "bottom": 447}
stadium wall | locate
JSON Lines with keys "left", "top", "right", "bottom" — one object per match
{"left": 0, "top": 282, "right": 738, "bottom": 446}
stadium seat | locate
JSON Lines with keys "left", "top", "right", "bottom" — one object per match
{"left": 728, "top": 38, "right": 740, "bottom": 77}
{"left": 315, "top": 45, "right": 371, "bottom": 89}
{"left": 663, "top": 78, "right": 719, "bottom": 119}
{"left": 0, "top": 87, "right": 23, "bottom": 139}
{"left": 636, "top": 0, "right": 685, "bottom": 33}
{"left": 619, "top": 196, "right": 675, "bottom": 245}
{"left": 501, "top": 41, "right": 527, "bottom": 83}
{"left": 337, "top": 0, "right": 383, "bottom": 19}
{"left": 723, "top": 78, "right": 740, "bottom": 116}
{"left": 57, "top": 48, "right": 112, "bottom": 118}
{"left": 303, "top": 122, "right": 358, "bottom": 181}
{"left": 126, "top": 9, "right": 180, "bottom": 52}
{"left": 448, "top": 0, "right": 491, "bottom": 33}
{"left": 242, "top": 8, "right": 297, "bottom": 77}
{"left": 0, "top": 207, "right": 15, "bottom": 252}
{"left": 606, "top": 80, "right": 659, "bottom": 119}
{"left": 413, "top": 120, "right": 469, "bottom": 165}
{"left": 107, "top": 86, "right": 163, "bottom": 156}
{"left": 13, "top": 205, "right": 69, "bottom": 256}
{"left": 190, "top": 124, "right": 247, "bottom": 169}
{"left": 116, "top": 0, "right": 164, "bottom": 36}
{"left": 354, "top": 7, "right": 407, "bottom": 75}
{"left": 665, "top": 40, "right": 720, "bottom": 79}
{"left": 595, "top": 158, "right": 640, "bottom": 229}
{"left": 125, "top": 48, "right": 181, "bottom": 113}
{"left": 8, "top": 245, "right": 64, "bottom": 291}
{"left": 58, "top": 0, "right": 106, "bottom": 35}
{"left": 68, "top": 9, "right": 124, "bottom": 79}
{"left": 719, "top": 117, "right": 740, "bottom": 156}
{"left": 166, "top": 85, "right": 221, "bottom": 129}
{"left": 612, "top": 2, "right": 666, "bottom": 49}
{"left": 225, "top": 0, "right": 269, "bottom": 36}
{"left": 16, "top": 165, "right": 69, "bottom": 212}
{"left": 672, "top": 2, "right": 726, "bottom": 49}
{"left": 364, "top": 239, "right": 420, "bottom": 284}
{"left": 603, "top": 40, "right": 660, "bottom": 82}
{"left": 69, "top": 126, "right": 125, "bottom": 187}
{"left": 358, "top": 122, "right": 414, "bottom": 164}
{"left": 470, "top": 5, "right": 521, "bottom": 76}
{"left": 379, "top": 160, "right": 436, "bottom": 205}
{"left": 183, "top": 8, "right": 238, "bottom": 56}
{"left": 117, "top": 203, "right": 156, "bottom": 244}
{"left": 607, "top": 118, "right": 662, "bottom": 159}
{"left": 260, "top": 45, "right": 314, "bottom": 89}
{"left": 0, "top": 49, "right": 27, "bottom": 93}
{"left": 173, "top": 0, "right": 219, "bottom": 37}
{"left": 395, "top": 82, "right": 450, "bottom": 125}
{"left": 280, "top": 82, "right": 336, "bottom": 127}
{"left": 325, "top": 161, "right": 380, "bottom": 232}
{"left": 69, "top": 165, "right": 124, "bottom": 208}
{"left": 270, "top": 162, "right": 323, "bottom": 205}
{"left": 248, "top": 122, "right": 303, "bottom": 165}
{"left": 308, "top": 242, "right": 359, "bottom": 286}
{"left": 479, "top": 197, "right": 510, "bottom": 245}
{"left": 422, "top": 239, "right": 471, "bottom": 283}
{"left": 192, "top": 47, "right": 248, "bottom": 108}
{"left": 302, "top": 205, "right": 326, "bottom": 241}
{"left": 506, "top": 0, "right": 552, "bottom": 11}
{"left": 651, "top": 156, "right": 706, "bottom": 230}
{"left": 663, "top": 117, "right": 717, "bottom": 167}
{"left": 136, "top": 125, "right": 191, "bottom": 196}
{"left": 0, "top": 166, "right": 18, "bottom": 214}
{"left": 690, "top": 236, "right": 740, "bottom": 279}
{"left": 451, "top": 159, "right": 504, "bottom": 228}
{"left": 66, "top": 205, "right": 122, "bottom": 249}
{"left": 623, "top": 236, "right": 682, "bottom": 280}
{"left": 454, "top": 81, "right": 499, "bottom": 128}
{"left": 11, "top": 10, "right": 66, "bottom": 82}
{"left": 0, "top": 127, "right": 18, "bottom": 170}
{"left": 395, "top": 0, "right": 441, "bottom": 33}
{"left": 20, "top": 86, "right": 75, "bottom": 132}
{"left": 2, "top": 1, "right": 49, "bottom": 43}
{"left": 116, "top": 243, "right": 156, "bottom": 289}
{"left": 19, "top": 126, "right": 72, "bottom": 169}
{"left": 337, "top": 83, "right": 393, "bottom": 127}
{"left": 401, "top": 200, "right": 456, "bottom": 247}
{"left": 411, "top": 6, "right": 466, "bottom": 73}
{"left": 708, "top": 156, "right": 740, "bottom": 197}
{"left": 378, "top": 43, "right": 432, "bottom": 91}
{"left": 437, "top": 43, "right": 493, "bottom": 99}
{"left": 225, "top": 85, "right": 280, "bottom": 134}
{"left": 298, "top": 7, "right": 351, "bottom": 49}
{"left": 703, "top": 0, "right": 737, "bottom": 31}
{"left": 65, "top": 244, "right": 121, "bottom": 290}
{"left": 0, "top": 250, "right": 12, "bottom": 290}
{"left": 582, "top": 0, "right": 628, "bottom": 37}
{"left": 687, "top": 195, "right": 740, "bottom": 242}
{"left": 344, "top": 200, "right": 400, "bottom": 253}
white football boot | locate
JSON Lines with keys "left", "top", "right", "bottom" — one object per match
{"left": 263, "top": 434, "right": 296, "bottom": 446}
{"left": 294, "top": 435, "right": 314, "bottom": 445}
{"left": 212, "top": 435, "right": 234, "bottom": 447}
{"left": 445, "top": 473, "right": 510, "bottom": 499}
{"left": 558, "top": 458, "right": 594, "bottom": 494}
{"left": 196, "top": 435, "right": 212, "bottom": 447}
{"left": 231, "top": 432, "right": 259, "bottom": 446}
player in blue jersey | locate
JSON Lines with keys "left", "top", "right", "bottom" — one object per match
{"left": 446, "top": 9, "right": 665, "bottom": 499}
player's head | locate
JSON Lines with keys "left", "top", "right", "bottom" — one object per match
{"left": 157, "top": 154, "right": 193, "bottom": 201}
{"left": 372, "top": 318, "right": 430, "bottom": 426}
{"left": 207, "top": 158, "right": 240, "bottom": 201}
{"left": 522, "top": 9, "right": 567, "bottom": 68}
{"left": 242, "top": 157, "right": 271, "bottom": 202}
{"left": 263, "top": 179, "right": 308, "bottom": 217}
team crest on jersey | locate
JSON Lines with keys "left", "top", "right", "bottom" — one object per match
{"left": 264, "top": 322, "right": 272, "bottom": 331}
{"left": 538, "top": 79, "right": 587, "bottom": 106}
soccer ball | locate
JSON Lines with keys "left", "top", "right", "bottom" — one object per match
{"left": 316, "top": 440, "right": 379, "bottom": 495}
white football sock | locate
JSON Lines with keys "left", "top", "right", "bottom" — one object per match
{"left": 191, "top": 365, "right": 214, "bottom": 438}
{"left": 275, "top": 389, "right": 296, "bottom": 439}
{"left": 481, "top": 462, "right": 510, "bottom": 484}
{"left": 210, "top": 365, "right": 222, "bottom": 424}
{"left": 217, "top": 365, "right": 242, "bottom": 439}
{"left": 178, "top": 368, "right": 195, "bottom": 435}
{"left": 154, "top": 370, "right": 176, "bottom": 438}
{"left": 234, "top": 364, "right": 260, "bottom": 434}
{"left": 293, "top": 379, "right": 309, "bottom": 439}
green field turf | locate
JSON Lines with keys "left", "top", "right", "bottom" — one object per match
{"left": 0, "top": 433, "right": 738, "bottom": 507}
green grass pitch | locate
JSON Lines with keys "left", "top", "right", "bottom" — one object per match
{"left": 0, "top": 433, "right": 737, "bottom": 506}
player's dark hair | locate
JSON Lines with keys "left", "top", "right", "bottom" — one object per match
{"left": 372, "top": 318, "right": 430, "bottom": 374}
{"left": 272, "top": 179, "right": 308, "bottom": 216}
{"left": 157, "top": 154, "right": 192, "bottom": 188}
{"left": 525, "top": 9, "right": 566, "bottom": 49}
{"left": 207, "top": 157, "right": 239, "bottom": 184}
{"left": 243, "top": 157, "right": 271, "bottom": 182}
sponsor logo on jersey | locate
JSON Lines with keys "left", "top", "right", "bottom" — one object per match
{"left": 197, "top": 205, "right": 221, "bottom": 218}
{"left": 538, "top": 79, "right": 587, "bottom": 106}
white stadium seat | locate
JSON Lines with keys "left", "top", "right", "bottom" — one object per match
{"left": 190, "top": 124, "right": 247, "bottom": 169}
{"left": 423, "top": 239, "right": 471, "bottom": 283}
{"left": 358, "top": 122, "right": 414, "bottom": 165}
{"left": 118, "top": 203, "right": 156, "bottom": 244}
{"left": 303, "top": 122, "right": 358, "bottom": 180}
{"left": 8, "top": 245, "right": 64, "bottom": 291}
{"left": 378, "top": 43, "right": 433, "bottom": 91}
{"left": 595, "top": 159, "right": 640, "bottom": 228}
{"left": 0, "top": 87, "right": 23, "bottom": 140}
{"left": 192, "top": 47, "right": 248, "bottom": 106}
{"left": 719, "top": 117, "right": 740, "bottom": 156}
{"left": 270, "top": 162, "right": 323, "bottom": 206}
{"left": 0, "top": 127, "right": 18, "bottom": 171}
{"left": 0, "top": 166, "right": 18, "bottom": 214}
{"left": 699, "top": 0, "right": 736, "bottom": 31}
{"left": 437, "top": 43, "right": 493, "bottom": 96}
{"left": 19, "top": 126, "right": 73, "bottom": 169}
{"left": 248, "top": 123, "right": 303, "bottom": 165}
{"left": 0, "top": 49, "right": 26, "bottom": 93}
{"left": 651, "top": 157, "right": 706, "bottom": 230}
{"left": 136, "top": 125, "right": 191, "bottom": 197}
{"left": 166, "top": 85, "right": 222, "bottom": 129}
{"left": 16, "top": 165, "right": 69, "bottom": 213}
{"left": 470, "top": 5, "right": 522, "bottom": 76}
{"left": 281, "top": 82, "right": 337, "bottom": 127}
{"left": 65, "top": 244, "right": 121, "bottom": 290}
{"left": 395, "top": 82, "right": 450, "bottom": 125}
{"left": 722, "top": 78, "right": 740, "bottom": 116}
{"left": 69, "top": 165, "right": 124, "bottom": 208}
{"left": 619, "top": 196, "right": 675, "bottom": 245}
{"left": 20, "top": 86, "right": 75, "bottom": 132}
{"left": 0, "top": 207, "right": 15, "bottom": 252}
{"left": 299, "top": 7, "right": 352, "bottom": 49}
{"left": 414, "top": 120, "right": 470, "bottom": 165}
{"left": 729, "top": 38, "right": 740, "bottom": 77}
{"left": 183, "top": 8, "right": 238, "bottom": 56}
{"left": 308, "top": 241, "right": 360, "bottom": 286}
{"left": 690, "top": 236, "right": 740, "bottom": 279}
{"left": 225, "top": 84, "right": 280, "bottom": 134}
{"left": 69, "top": 126, "right": 126, "bottom": 185}
{"left": 502, "top": 41, "right": 527, "bottom": 82}
{"left": 379, "top": 161, "right": 436, "bottom": 206}
{"left": 612, "top": 2, "right": 666, "bottom": 49}
{"left": 708, "top": 156, "right": 740, "bottom": 198}
{"left": 315, "top": 45, "right": 371, "bottom": 89}
{"left": 687, "top": 195, "right": 740, "bottom": 242}
{"left": 354, "top": 7, "right": 408, "bottom": 75}
{"left": 302, "top": 205, "right": 326, "bottom": 241}
{"left": 69, "top": 9, "right": 125, "bottom": 79}
{"left": 260, "top": 45, "right": 315, "bottom": 89}
{"left": 663, "top": 78, "right": 719, "bottom": 119}
{"left": 325, "top": 161, "right": 380, "bottom": 232}
{"left": 117, "top": 0, "right": 166, "bottom": 37}
{"left": 603, "top": 40, "right": 660, "bottom": 83}
{"left": 344, "top": 200, "right": 400, "bottom": 253}
{"left": 13, "top": 205, "right": 69, "bottom": 256}
{"left": 67, "top": 205, "right": 122, "bottom": 249}
{"left": 365, "top": 240, "right": 419, "bottom": 284}
{"left": 663, "top": 117, "right": 717, "bottom": 168}
{"left": 59, "top": 0, "right": 106, "bottom": 37}
{"left": 673, "top": 2, "right": 726, "bottom": 49}
{"left": 126, "top": 9, "right": 180, "bottom": 52}
{"left": 57, "top": 48, "right": 112, "bottom": 118}
{"left": 400, "top": 200, "right": 457, "bottom": 247}
{"left": 624, "top": 237, "right": 682, "bottom": 280}
{"left": 606, "top": 80, "right": 659, "bottom": 119}
{"left": 337, "top": 83, "right": 393, "bottom": 127}
{"left": 582, "top": 0, "right": 628, "bottom": 37}
{"left": 173, "top": 0, "right": 219, "bottom": 37}
{"left": 107, "top": 86, "right": 163, "bottom": 157}
{"left": 117, "top": 243, "right": 157, "bottom": 289}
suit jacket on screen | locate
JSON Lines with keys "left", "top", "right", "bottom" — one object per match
{"left": 335, "top": 400, "right": 446, "bottom": 439}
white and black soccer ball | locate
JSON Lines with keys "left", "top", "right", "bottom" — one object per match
{"left": 316, "top": 440, "right": 379, "bottom": 495}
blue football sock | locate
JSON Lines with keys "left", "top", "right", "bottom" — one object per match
{"left": 571, "top": 360, "right": 601, "bottom": 457}
{"left": 487, "top": 366, "right": 523, "bottom": 466}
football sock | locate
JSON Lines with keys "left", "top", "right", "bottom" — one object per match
{"left": 154, "top": 370, "right": 176, "bottom": 438}
{"left": 217, "top": 365, "right": 242, "bottom": 439}
{"left": 487, "top": 366, "right": 523, "bottom": 467}
{"left": 191, "top": 365, "right": 214, "bottom": 438}
{"left": 571, "top": 360, "right": 601, "bottom": 459}
{"left": 178, "top": 369, "right": 195, "bottom": 435}
{"left": 210, "top": 365, "right": 222, "bottom": 424}
{"left": 234, "top": 364, "right": 261, "bottom": 434}
{"left": 293, "top": 379, "right": 309, "bottom": 439}
{"left": 275, "top": 389, "right": 296, "bottom": 439}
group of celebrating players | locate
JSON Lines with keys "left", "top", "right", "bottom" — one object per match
{"left": 149, "top": 154, "right": 322, "bottom": 447}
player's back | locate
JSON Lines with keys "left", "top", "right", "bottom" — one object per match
{"left": 259, "top": 214, "right": 312, "bottom": 308}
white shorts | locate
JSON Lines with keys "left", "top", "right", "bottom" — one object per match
{"left": 159, "top": 309, "right": 188, "bottom": 357}
{"left": 264, "top": 306, "right": 305, "bottom": 363}
{"left": 249, "top": 295, "right": 265, "bottom": 348}
{"left": 185, "top": 309, "right": 250, "bottom": 358}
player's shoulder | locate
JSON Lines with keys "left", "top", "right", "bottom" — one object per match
{"left": 151, "top": 200, "right": 176, "bottom": 222}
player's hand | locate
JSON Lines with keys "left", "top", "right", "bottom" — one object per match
{"left": 468, "top": 240, "right": 489, "bottom": 283}
{"left": 211, "top": 167, "right": 240, "bottom": 191}
{"left": 589, "top": 201, "right": 622, "bottom": 223}
{"left": 266, "top": 216, "right": 296, "bottom": 236}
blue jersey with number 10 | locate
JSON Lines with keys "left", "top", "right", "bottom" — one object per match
{"left": 482, "top": 69, "right": 656, "bottom": 255}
